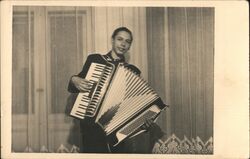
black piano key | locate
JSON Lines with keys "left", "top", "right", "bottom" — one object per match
{"left": 94, "top": 92, "right": 100, "bottom": 95}
{"left": 99, "top": 78, "right": 106, "bottom": 81}
{"left": 92, "top": 97, "right": 99, "bottom": 101}
{"left": 90, "top": 103, "right": 98, "bottom": 106}
{"left": 89, "top": 104, "right": 97, "bottom": 107}
{"left": 93, "top": 95, "right": 101, "bottom": 98}
{"left": 87, "top": 107, "right": 96, "bottom": 111}
{"left": 93, "top": 94, "right": 101, "bottom": 98}
{"left": 90, "top": 101, "right": 98, "bottom": 104}
{"left": 87, "top": 109, "right": 96, "bottom": 113}
{"left": 103, "top": 72, "right": 109, "bottom": 76}
{"left": 87, "top": 107, "right": 95, "bottom": 111}
{"left": 100, "top": 79, "right": 107, "bottom": 82}
{"left": 92, "top": 95, "right": 100, "bottom": 99}
{"left": 99, "top": 83, "right": 104, "bottom": 87}
{"left": 89, "top": 106, "right": 97, "bottom": 110}
{"left": 99, "top": 81, "right": 105, "bottom": 84}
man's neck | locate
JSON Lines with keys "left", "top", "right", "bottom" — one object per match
{"left": 111, "top": 50, "right": 122, "bottom": 60}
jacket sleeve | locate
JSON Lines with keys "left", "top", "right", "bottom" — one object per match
{"left": 67, "top": 54, "right": 100, "bottom": 93}
{"left": 67, "top": 75, "right": 81, "bottom": 93}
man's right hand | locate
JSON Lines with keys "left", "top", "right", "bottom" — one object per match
{"left": 71, "top": 76, "right": 92, "bottom": 92}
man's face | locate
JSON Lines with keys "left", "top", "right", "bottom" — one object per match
{"left": 112, "top": 31, "right": 132, "bottom": 56}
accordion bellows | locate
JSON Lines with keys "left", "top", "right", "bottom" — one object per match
{"left": 70, "top": 55, "right": 167, "bottom": 146}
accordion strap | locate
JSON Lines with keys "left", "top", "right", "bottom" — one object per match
{"left": 102, "top": 54, "right": 141, "bottom": 75}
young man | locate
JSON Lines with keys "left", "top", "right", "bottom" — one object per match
{"left": 68, "top": 27, "right": 165, "bottom": 153}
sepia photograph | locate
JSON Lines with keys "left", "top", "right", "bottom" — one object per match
{"left": 11, "top": 5, "right": 214, "bottom": 154}
{"left": 1, "top": 1, "right": 249, "bottom": 159}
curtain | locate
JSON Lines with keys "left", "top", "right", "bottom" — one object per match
{"left": 12, "top": 6, "right": 149, "bottom": 153}
{"left": 168, "top": 7, "right": 214, "bottom": 141}
{"left": 12, "top": 6, "right": 91, "bottom": 152}
{"left": 147, "top": 7, "right": 214, "bottom": 143}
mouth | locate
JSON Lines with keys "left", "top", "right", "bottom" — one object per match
{"left": 118, "top": 47, "right": 126, "bottom": 52}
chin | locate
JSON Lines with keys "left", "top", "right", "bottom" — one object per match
{"left": 116, "top": 52, "right": 125, "bottom": 56}
{"left": 119, "top": 53, "right": 125, "bottom": 56}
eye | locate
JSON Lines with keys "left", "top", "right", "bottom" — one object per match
{"left": 126, "top": 40, "right": 132, "bottom": 44}
{"left": 116, "top": 37, "right": 123, "bottom": 41}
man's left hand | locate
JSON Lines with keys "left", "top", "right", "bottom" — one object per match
{"left": 141, "top": 118, "right": 154, "bottom": 130}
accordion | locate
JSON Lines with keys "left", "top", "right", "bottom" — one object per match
{"left": 70, "top": 55, "right": 167, "bottom": 146}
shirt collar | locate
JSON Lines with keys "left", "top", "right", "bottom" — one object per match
{"left": 106, "top": 51, "right": 125, "bottom": 62}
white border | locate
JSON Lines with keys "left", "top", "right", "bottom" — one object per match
{"left": 1, "top": 1, "right": 249, "bottom": 159}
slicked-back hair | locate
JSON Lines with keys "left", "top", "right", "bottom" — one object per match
{"left": 111, "top": 27, "right": 133, "bottom": 42}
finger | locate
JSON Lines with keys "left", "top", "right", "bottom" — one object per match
{"left": 145, "top": 119, "right": 153, "bottom": 128}
{"left": 81, "top": 82, "right": 93, "bottom": 89}
{"left": 141, "top": 124, "right": 146, "bottom": 130}
{"left": 145, "top": 119, "right": 151, "bottom": 125}
{"left": 78, "top": 85, "right": 90, "bottom": 92}
{"left": 148, "top": 119, "right": 154, "bottom": 124}
{"left": 145, "top": 123, "right": 150, "bottom": 128}
{"left": 82, "top": 79, "right": 92, "bottom": 85}
{"left": 142, "top": 121, "right": 149, "bottom": 128}
{"left": 79, "top": 82, "right": 92, "bottom": 88}
{"left": 147, "top": 118, "right": 153, "bottom": 123}
{"left": 77, "top": 86, "right": 85, "bottom": 92}
{"left": 82, "top": 84, "right": 92, "bottom": 89}
{"left": 80, "top": 80, "right": 91, "bottom": 86}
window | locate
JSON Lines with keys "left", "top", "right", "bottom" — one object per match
{"left": 12, "top": 10, "right": 34, "bottom": 114}
{"left": 12, "top": 6, "right": 92, "bottom": 152}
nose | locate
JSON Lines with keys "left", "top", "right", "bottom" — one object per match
{"left": 121, "top": 42, "right": 126, "bottom": 47}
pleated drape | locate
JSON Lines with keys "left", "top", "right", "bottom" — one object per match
{"left": 147, "top": 7, "right": 214, "bottom": 142}
{"left": 12, "top": 6, "right": 149, "bottom": 152}
{"left": 168, "top": 8, "right": 214, "bottom": 141}
{"left": 12, "top": 6, "right": 91, "bottom": 152}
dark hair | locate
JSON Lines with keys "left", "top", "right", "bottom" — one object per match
{"left": 111, "top": 27, "right": 133, "bottom": 41}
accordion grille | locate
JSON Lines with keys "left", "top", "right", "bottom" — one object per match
{"left": 96, "top": 64, "right": 158, "bottom": 135}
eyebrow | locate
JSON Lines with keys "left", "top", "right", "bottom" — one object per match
{"left": 116, "top": 35, "right": 132, "bottom": 41}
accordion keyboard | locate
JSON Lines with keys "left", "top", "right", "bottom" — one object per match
{"left": 70, "top": 63, "right": 113, "bottom": 119}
